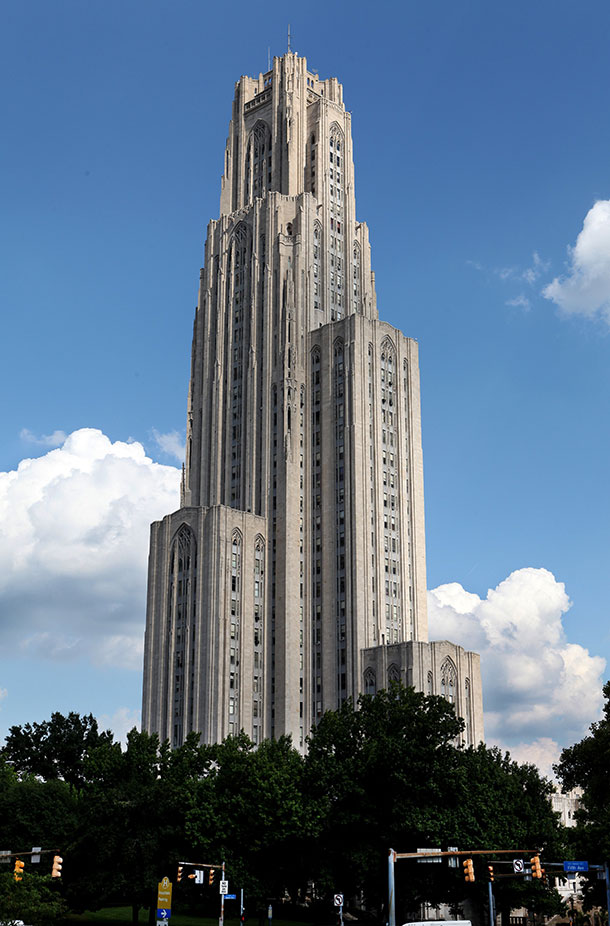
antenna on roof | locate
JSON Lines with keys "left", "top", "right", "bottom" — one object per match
{"left": 287, "top": 24, "right": 291, "bottom": 53}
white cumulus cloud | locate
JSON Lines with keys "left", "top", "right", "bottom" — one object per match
{"left": 0, "top": 429, "right": 181, "bottom": 669}
{"left": 151, "top": 428, "right": 186, "bottom": 463}
{"left": 507, "top": 737, "right": 562, "bottom": 780}
{"left": 20, "top": 428, "right": 68, "bottom": 448}
{"left": 543, "top": 199, "right": 610, "bottom": 323}
{"left": 428, "top": 567, "right": 606, "bottom": 757}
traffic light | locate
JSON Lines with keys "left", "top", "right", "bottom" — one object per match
{"left": 531, "top": 856, "right": 542, "bottom": 879}
{"left": 208, "top": 869, "right": 215, "bottom": 886}
{"left": 51, "top": 856, "right": 63, "bottom": 878}
{"left": 13, "top": 859, "right": 25, "bottom": 882}
{"left": 463, "top": 858, "right": 475, "bottom": 882}
{"left": 177, "top": 866, "right": 183, "bottom": 882}
{"left": 487, "top": 865, "right": 494, "bottom": 882}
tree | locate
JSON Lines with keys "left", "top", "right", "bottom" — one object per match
{"left": 302, "top": 685, "right": 565, "bottom": 923}
{"left": 0, "top": 872, "right": 67, "bottom": 926}
{"left": 1, "top": 713, "right": 114, "bottom": 790}
{"left": 67, "top": 728, "right": 214, "bottom": 923}
{"left": 302, "top": 685, "right": 466, "bottom": 915}
{"left": 186, "top": 732, "right": 308, "bottom": 908}
{"left": 556, "top": 681, "right": 610, "bottom": 910}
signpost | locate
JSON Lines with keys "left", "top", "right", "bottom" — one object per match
{"left": 157, "top": 877, "right": 172, "bottom": 926}
{"left": 334, "top": 893, "right": 344, "bottom": 926}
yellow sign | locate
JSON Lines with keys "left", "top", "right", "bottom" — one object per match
{"left": 157, "top": 877, "right": 172, "bottom": 909}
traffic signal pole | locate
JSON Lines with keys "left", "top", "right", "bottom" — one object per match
{"left": 487, "top": 880, "right": 495, "bottom": 926}
{"left": 388, "top": 849, "right": 396, "bottom": 926}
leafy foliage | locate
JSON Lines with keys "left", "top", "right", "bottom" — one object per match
{"left": 556, "top": 680, "right": 610, "bottom": 909}
{"left": 0, "top": 872, "right": 68, "bottom": 926}
{"left": 1, "top": 713, "right": 113, "bottom": 790}
{"left": 0, "top": 695, "right": 566, "bottom": 922}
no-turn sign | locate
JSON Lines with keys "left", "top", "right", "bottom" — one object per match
{"left": 334, "top": 894, "right": 344, "bottom": 908}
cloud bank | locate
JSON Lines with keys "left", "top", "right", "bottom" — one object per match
{"left": 0, "top": 428, "right": 180, "bottom": 670}
{"left": 1, "top": 430, "right": 604, "bottom": 768}
{"left": 543, "top": 199, "right": 610, "bottom": 324}
{"left": 428, "top": 568, "right": 606, "bottom": 771}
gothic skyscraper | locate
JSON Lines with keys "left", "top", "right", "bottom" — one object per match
{"left": 142, "top": 52, "right": 484, "bottom": 750}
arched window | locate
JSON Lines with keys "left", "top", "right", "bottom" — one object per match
{"left": 440, "top": 657, "right": 457, "bottom": 705}
{"left": 364, "top": 668, "right": 376, "bottom": 696}
{"left": 388, "top": 663, "right": 400, "bottom": 685}
{"left": 245, "top": 121, "right": 272, "bottom": 203}
{"left": 427, "top": 671, "right": 433, "bottom": 695}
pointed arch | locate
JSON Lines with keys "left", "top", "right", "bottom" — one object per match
{"left": 440, "top": 656, "right": 457, "bottom": 704}
{"left": 364, "top": 667, "right": 376, "bottom": 696}
{"left": 245, "top": 120, "right": 272, "bottom": 203}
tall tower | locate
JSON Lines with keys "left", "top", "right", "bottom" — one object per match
{"left": 142, "top": 53, "right": 484, "bottom": 750}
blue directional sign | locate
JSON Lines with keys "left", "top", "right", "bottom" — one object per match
{"left": 225, "top": 894, "right": 237, "bottom": 900}
{"left": 563, "top": 861, "right": 588, "bottom": 872}
{"left": 157, "top": 910, "right": 172, "bottom": 919}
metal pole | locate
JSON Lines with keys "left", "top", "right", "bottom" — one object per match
{"left": 240, "top": 888, "right": 244, "bottom": 921}
{"left": 604, "top": 862, "right": 610, "bottom": 923}
{"left": 487, "top": 880, "right": 495, "bottom": 926}
{"left": 219, "top": 861, "right": 225, "bottom": 926}
{"left": 388, "top": 849, "right": 396, "bottom": 926}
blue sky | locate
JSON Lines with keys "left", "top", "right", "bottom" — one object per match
{"left": 1, "top": 0, "right": 609, "bottom": 775}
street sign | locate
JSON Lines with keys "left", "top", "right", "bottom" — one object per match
{"left": 447, "top": 846, "right": 459, "bottom": 869}
{"left": 219, "top": 880, "right": 229, "bottom": 894}
{"left": 513, "top": 859, "right": 525, "bottom": 874}
{"left": 157, "top": 910, "right": 171, "bottom": 920}
{"left": 225, "top": 894, "right": 237, "bottom": 900}
{"left": 417, "top": 847, "right": 442, "bottom": 863}
{"left": 564, "top": 861, "right": 589, "bottom": 872}
{"left": 157, "top": 877, "right": 172, "bottom": 912}
{"left": 334, "top": 894, "right": 344, "bottom": 907}
{"left": 31, "top": 846, "right": 41, "bottom": 864}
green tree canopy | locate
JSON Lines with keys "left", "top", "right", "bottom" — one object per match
{"left": 556, "top": 680, "right": 610, "bottom": 908}
{"left": 1, "top": 712, "right": 113, "bottom": 790}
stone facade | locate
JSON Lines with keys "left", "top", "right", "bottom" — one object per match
{"left": 142, "top": 52, "right": 484, "bottom": 750}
